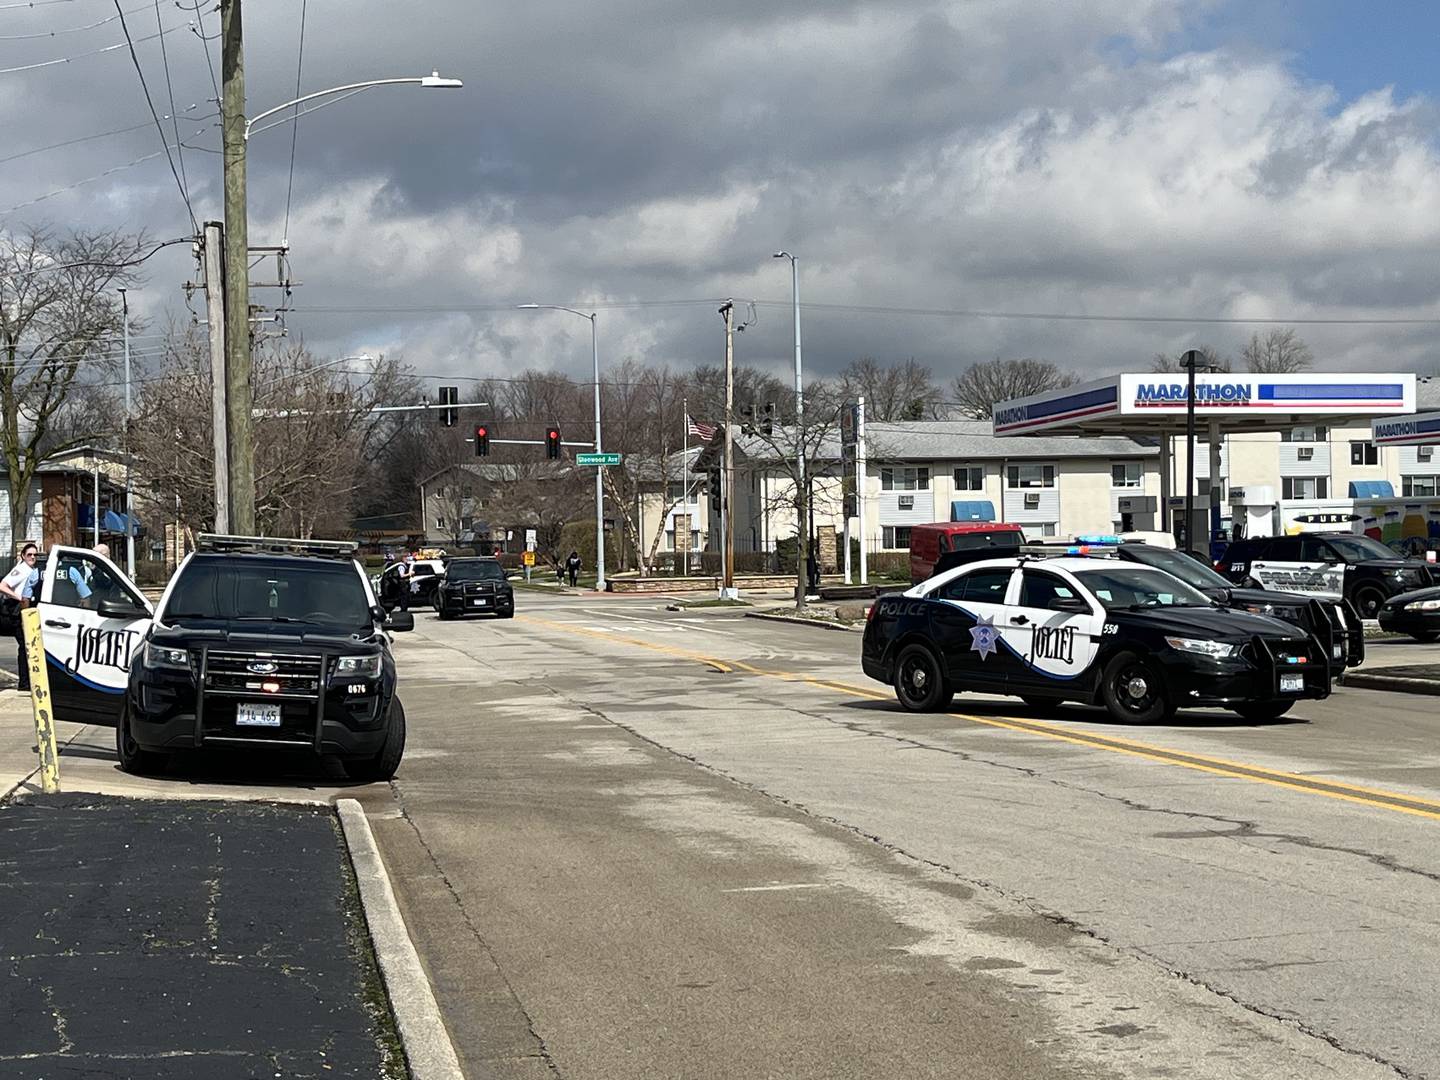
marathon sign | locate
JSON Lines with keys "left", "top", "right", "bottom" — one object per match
{"left": 1373, "top": 411, "right": 1440, "bottom": 446}
{"left": 1135, "top": 382, "right": 1253, "bottom": 406}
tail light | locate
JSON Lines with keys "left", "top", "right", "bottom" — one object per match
{"left": 865, "top": 603, "right": 877, "bottom": 622}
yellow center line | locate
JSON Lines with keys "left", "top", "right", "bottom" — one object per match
{"left": 514, "top": 612, "right": 1440, "bottom": 822}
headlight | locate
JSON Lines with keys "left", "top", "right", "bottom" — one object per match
{"left": 1240, "top": 603, "right": 1282, "bottom": 618}
{"left": 336, "top": 654, "right": 381, "bottom": 678}
{"left": 1164, "top": 636, "right": 1238, "bottom": 659}
{"left": 1407, "top": 599, "right": 1440, "bottom": 611}
{"left": 144, "top": 642, "right": 189, "bottom": 670}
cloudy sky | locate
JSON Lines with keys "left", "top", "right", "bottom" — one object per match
{"left": 4, "top": 0, "right": 1440, "bottom": 392}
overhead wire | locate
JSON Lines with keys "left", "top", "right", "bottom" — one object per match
{"left": 152, "top": 0, "right": 192, "bottom": 217}
{"left": 0, "top": 0, "right": 88, "bottom": 8}
{"left": 189, "top": 0, "right": 218, "bottom": 103}
{"left": 282, "top": 0, "right": 308, "bottom": 244}
{"left": 0, "top": 19, "right": 187, "bottom": 75}
{"left": 0, "top": 1, "right": 151, "bottom": 40}
{"left": 109, "top": 0, "right": 196, "bottom": 230}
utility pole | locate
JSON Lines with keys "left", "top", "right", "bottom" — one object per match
{"left": 221, "top": 0, "right": 254, "bottom": 533}
{"left": 774, "top": 251, "right": 805, "bottom": 610}
{"left": 720, "top": 301, "right": 736, "bottom": 598}
{"left": 119, "top": 288, "right": 134, "bottom": 576}
{"left": 1182, "top": 348, "right": 1200, "bottom": 554}
{"left": 857, "top": 395, "right": 868, "bottom": 586}
{"left": 202, "top": 221, "right": 230, "bottom": 532}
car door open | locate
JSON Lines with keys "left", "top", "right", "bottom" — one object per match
{"left": 38, "top": 546, "right": 153, "bottom": 724}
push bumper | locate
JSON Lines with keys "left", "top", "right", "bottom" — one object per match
{"left": 1155, "top": 636, "right": 1331, "bottom": 708}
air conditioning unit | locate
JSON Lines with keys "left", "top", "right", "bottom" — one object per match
{"left": 1024, "top": 493, "right": 1040, "bottom": 510}
{"left": 1420, "top": 446, "right": 1435, "bottom": 461}
{"left": 898, "top": 495, "right": 914, "bottom": 510}
{"left": 1297, "top": 447, "right": 1314, "bottom": 461}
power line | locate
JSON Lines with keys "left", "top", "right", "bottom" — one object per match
{"left": 0, "top": 0, "right": 88, "bottom": 8}
{"left": 109, "top": 0, "right": 195, "bottom": 231}
{"left": 0, "top": 107, "right": 210, "bottom": 167}
{"left": 0, "top": 0, "right": 151, "bottom": 39}
{"left": 0, "top": 19, "right": 188, "bottom": 75}
{"left": 189, "top": 1, "right": 218, "bottom": 103}
{"left": 282, "top": 0, "right": 308, "bottom": 244}
{"left": 152, "top": 0, "right": 191, "bottom": 217}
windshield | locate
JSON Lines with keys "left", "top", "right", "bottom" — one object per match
{"left": 1323, "top": 535, "right": 1397, "bottom": 562}
{"left": 1123, "top": 546, "right": 1229, "bottom": 590}
{"left": 445, "top": 560, "right": 505, "bottom": 582}
{"left": 161, "top": 557, "right": 372, "bottom": 629}
{"left": 1075, "top": 567, "right": 1213, "bottom": 611}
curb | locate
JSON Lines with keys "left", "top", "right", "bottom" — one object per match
{"left": 1341, "top": 672, "right": 1440, "bottom": 696}
{"left": 744, "top": 611, "right": 862, "bottom": 634}
{"left": 336, "top": 799, "right": 464, "bottom": 1080}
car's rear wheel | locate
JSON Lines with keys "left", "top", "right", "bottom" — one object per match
{"left": 1100, "top": 652, "right": 1172, "bottom": 724}
{"left": 346, "top": 697, "right": 405, "bottom": 782}
{"left": 115, "top": 704, "right": 164, "bottom": 776}
{"left": 893, "top": 644, "right": 952, "bottom": 712}
{"left": 1231, "top": 700, "right": 1293, "bottom": 722}
{"left": 1409, "top": 630, "right": 1439, "bottom": 644}
{"left": 1351, "top": 586, "right": 1385, "bottom": 620}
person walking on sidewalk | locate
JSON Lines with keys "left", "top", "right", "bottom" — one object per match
{"left": 566, "top": 550, "right": 582, "bottom": 588}
{"left": 1, "top": 544, "right": 40, "bottom": 692}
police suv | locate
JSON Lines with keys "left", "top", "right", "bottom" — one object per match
{"left": 862, "top": 556, "right": 1331, "bottom": 723}
{"left": 1218, "top": 533, "right": 1435, "bottom": 619}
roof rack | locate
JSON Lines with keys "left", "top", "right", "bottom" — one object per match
{"left": 195, "top": 533, "right": 359, "bottom": 559}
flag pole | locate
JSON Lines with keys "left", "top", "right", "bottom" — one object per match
{"left": 682, "top": 397, "right": 690, "bottom": 570}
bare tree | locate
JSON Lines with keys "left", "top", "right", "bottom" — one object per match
{"left": 950, "top": 358, "right": 1078, "bottom": 419}
{"left": 1240, "top": 328, "right": 1312, "bottom": 373}
{"left": 840, "top": 357, "right": 942, "bottom": 421}
{"left": 1151, "top": 346, "right": 1230, "bottom": 373}
{"left": 0, "top": 227, "right": 146, "bottom": 547}
{"left": 130, "top": 328, "right": 414, "bottom": 537}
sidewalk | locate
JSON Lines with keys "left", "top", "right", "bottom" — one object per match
{"left": 0, "top": 791, "right": 404, "bottom": 1078}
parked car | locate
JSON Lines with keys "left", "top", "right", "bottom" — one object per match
{"left": 1377, "top": 586, "right": 1440, "bottom": 642}
{"left": 910, "top": 522, "right": 1025, "bottom": 584}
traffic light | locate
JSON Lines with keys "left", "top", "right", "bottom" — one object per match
{"left": 545, "top": 426, "right": 561, "bottom": 460}
{"left": 438, "top": 385, "right": 458, "bottom": 427}
{"left": 474, "top": 424, "right": 490, "bottom": 457}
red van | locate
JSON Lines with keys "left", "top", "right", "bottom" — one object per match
{"left": 909, "top": 522, "right": 1025, "bottom": 584}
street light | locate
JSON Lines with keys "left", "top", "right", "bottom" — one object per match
{"left": 244, "top": 73, "right": 464, "bottom": 140}
{"left": 517, "top": 304, "right": 605, "bottom": 592}
{"left": 773, "top": 251, "right": 805, "bottom": 607}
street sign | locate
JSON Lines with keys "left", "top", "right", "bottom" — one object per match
{"left": 522, "top": 550, "right": 536, "bottom": 567}
{"left": 576, "top": 452, "right": 622, "bottom": 466}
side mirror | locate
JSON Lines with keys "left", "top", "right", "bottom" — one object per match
{"left": 385, "top": 611, "right": 415, "bottom": 632}
{"left": 97, "top": 598, "right": 146, "bottom": 620}
{"left": 1051, "top": 596, "right": 1092, "bottom": 615}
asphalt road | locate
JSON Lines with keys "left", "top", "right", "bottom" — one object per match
{"left": 349, "top": 593, "right": 1440, "bottom": 1080}
{"left": 11, "top": 593, "right": 1440, "bottom": 1078}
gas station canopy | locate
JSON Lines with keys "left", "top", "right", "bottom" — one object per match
{"left": 993, "top": 373, "right": 1416, "bottom": 438}
{"left": 1372, "top": 410, "right": 1440, "bottom": 446}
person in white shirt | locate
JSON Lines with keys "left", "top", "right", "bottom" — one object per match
{"left": 1, "top": 543, "right": 40, "bottom": 692}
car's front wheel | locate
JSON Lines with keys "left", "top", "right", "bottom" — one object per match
{"left": 346, "top": 697, "right": 406, "bottom": 782}
{"left": 1100, "top": 652, "right": 1172, "bottom": 724}
{"left": 893, "top": 644, "right": 952, "bottom": 712}
{"left": 115, "top": 703, "right": 164, "bottom": 776}
{"left": 1351, "top": 586, "right": 1385, "bottom": 620}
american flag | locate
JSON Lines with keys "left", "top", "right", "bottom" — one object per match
{"left": 686, "top": 415, "right": 717, "bottom": 441}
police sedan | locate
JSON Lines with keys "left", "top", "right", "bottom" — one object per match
{"left": 862, "top": 557, "right": 1331, "bottom": 723}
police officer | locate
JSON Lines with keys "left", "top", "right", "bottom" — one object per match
{"left": 1, "top": 543, "right": 40, "bottom": 693}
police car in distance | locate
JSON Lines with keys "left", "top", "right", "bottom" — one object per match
{"left": 862, "top": 556, "right": 1332, "bottom": 723}
{"left": 1218, "top": 533, "right": 1435, "bottom": 620}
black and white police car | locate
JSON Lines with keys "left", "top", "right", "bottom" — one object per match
{"left": 862, "top": 556, "right": 1331, "bottom": 723}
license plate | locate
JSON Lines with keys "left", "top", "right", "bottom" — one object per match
{"left": 472, "top": 598, "right": 489, "bottom": 606}
{"left": 236, "top": 703, "right": 282, "bottom": 727}
{"left": 1279, "top": 673, "right": 1304, "bottom": 693}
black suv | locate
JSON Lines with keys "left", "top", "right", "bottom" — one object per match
{"left": 1219, "top": 533, "right": 1436, "bottom": 619}
{"left": 434, "top": 557, "right": 514, "bottom": 620}
{"left": 117, "top": 534, "right": 413, "bottom": 780}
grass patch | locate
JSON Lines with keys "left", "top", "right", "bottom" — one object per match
{"left": 682, "top": 598, "right": 751, "bottom": 608}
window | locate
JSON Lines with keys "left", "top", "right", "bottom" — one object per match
{"left": 666, "top": 481, "right": 687, "bottom": 502}
{"left": 1111, "top": 462, "right": 1142, "bottom": 488}
{"left": 1350, "top": 441, "right": 1378, "bottom": 466}
{"left": 880, "top": 467, "right": 929, "bottom": 491}
{"left": 953, "top": 466, "right": 983, "bottom": 491}
{"left": 1403, "top": 475, "right": 1439, "bottom": 497}
{"left": 937, "top": 567, "right": 1012, "bottom": 602}
{"left": 1006, "top": 464, "right": 1055, "bottom": 488}
{"left": 1298, "top": 536, "right": 1332, "bottom": 561}
{"left": 1263, "top": 537, "right": 1302, "bottom": 560}
{"left": 1282, "top": 477, "right": 1328, "bottom": 499}
{"left": 49, "top": 552, "right": 135, "bottom": 611}
{"left": 1281, "top": 426, "right": 1328, "bottom": 443}
{"left": 1040, "top": 522, "right": 1058, "bottom": 537}
{"left": 1018, "top": 571, "right": 1086, "bottom": 611}
{"left": 881, "top": 526, "right": 912, "bottom": 550}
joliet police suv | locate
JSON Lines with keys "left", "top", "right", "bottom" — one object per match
{"left": 862, "top": 557, "right": 1331, "bottom": 723}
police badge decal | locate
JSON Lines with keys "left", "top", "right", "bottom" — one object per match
{"left": 970, "top": 614, "right": 999, "bottom": 660}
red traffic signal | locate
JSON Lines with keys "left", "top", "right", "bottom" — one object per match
{"left": 545, "top": 426, "right": 561, "bottom": 459}
{"left": 474, "top": 424, "right": 490, "bottom": 457}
